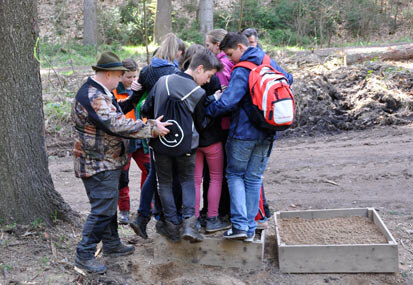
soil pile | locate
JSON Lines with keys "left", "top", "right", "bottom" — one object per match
{"left": 284, "top": 61, "right": 413, "bottom": 136}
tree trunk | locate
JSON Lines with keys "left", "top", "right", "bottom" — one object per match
{"left": 83, "top": 0, "right": 97, "bottom": 46}
{"left": 154, "top": 0, "right": 172, "bottom": 44}
{"left": 0, "top": 1, "right": 78, "bottom": 225}
{"left": 143, "top": 0, "right": 150, "bottom": 64}
{"left": 198, "top": 0, "right": 214, "bottom": 38}
{"left": 345, "top": 43, "right": 413, "bottom": 65}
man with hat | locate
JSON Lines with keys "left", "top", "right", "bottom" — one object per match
{"left": 72, "top": 51, "right": 171, "bottom": 273}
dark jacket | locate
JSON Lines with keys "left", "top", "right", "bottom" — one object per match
{"left": 119, "top": 58, "right": 180, "bottom": 114}
{"left": 205, "top": 47, "right": 293, "bottom": 141}
{"left": 143, "top": 72, "right": 206, "bottom": 150}
{"left": 198, "top": 75, "right": 225, "bottom": 147}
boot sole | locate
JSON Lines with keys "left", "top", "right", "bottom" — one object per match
{"left": 103, "top": 249, "right": 135, "bottom": 258}
{"left": 74, "top": 264, "right": 107, "bottom": 274}
{"left": 182, "top": 234, "right": 204, "bottom": 242}
{"left": 205, "top": 224, "right": 232, "bottom": 233}
{"left": 130, "top": 223, "right": 148, "bottom": 239}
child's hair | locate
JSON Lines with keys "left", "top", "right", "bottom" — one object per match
{"left": 188, "top": 49, "right": 222, "bottom": 72}
{"left": 241, "top": 28, "right": 259, "bottom": 41}
{"left": 122, "top": 58, "right": 138, "bottom": 71}
{"left": 177, "top": 38, "right": 186, "bottom": 55}
{"left": 206, "top": 28, "right": 227, "bottom": 45}
{"left": 219, "top": 32, "right": 249, "bottom": 50}
{"left": 179, "top": 44, "right": 205, "bottom": 71}
{"left": 154, "top": 33, "right": 179, "bottom": 63}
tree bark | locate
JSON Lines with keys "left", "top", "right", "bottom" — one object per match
{"left": 0, "top": 1, "right": 78, "bottom": 225}
{"left": 198, "top": 0, "right": 214, "bottom": 38}
{"left": 83, "top": 0, "right": 97, "bottom": 46}
{"left": 154, "top": 0, "right": 172, "bottom": 44}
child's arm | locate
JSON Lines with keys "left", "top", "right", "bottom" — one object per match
{"left": 205, "top": 67, "right": 250, "bottom": 118}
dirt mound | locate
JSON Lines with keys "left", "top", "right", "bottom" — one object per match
{"left": 286, "top": 61, "right": 413, "bottom": 136}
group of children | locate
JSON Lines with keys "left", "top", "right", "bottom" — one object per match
{"left": 115, "top": 29, "right": 293, "bottom": 243}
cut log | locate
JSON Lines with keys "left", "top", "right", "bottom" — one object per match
{"left": 345, "top": 43, "right": 413, "bottom": 65}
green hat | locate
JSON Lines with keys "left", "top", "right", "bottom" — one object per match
{"left": 92, "top": 51, "right": 129, "bottom": 71}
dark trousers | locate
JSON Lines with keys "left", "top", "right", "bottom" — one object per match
{"left": 137, "top": 150, "right": 181, "bottom": 218}
{"left": 76, "top": 170, "right": 121, "bottom": 260}
{"left": 154, "top": 151, "right": 196, "bottom": 224}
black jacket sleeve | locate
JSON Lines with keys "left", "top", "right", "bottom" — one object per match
{"left": 142, "top": 84, "right": 156, "bottom": 119}
{"left": 193, "top": 94, "right": 207, "bottom": 133}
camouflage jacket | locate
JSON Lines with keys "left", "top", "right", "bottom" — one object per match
{"left": 71, "top": 77, "right": 157, "bottom": 178}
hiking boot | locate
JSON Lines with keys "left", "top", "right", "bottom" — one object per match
{"left": 102, "top": 243, "right": 135, "bottom": 258}
{"left": 205, "top": 216, "right": 231, "bottom": 233}
{"left": 223, "top": 227, "right": 247, "bottom": 240}
{"left": 74, "top": 255, "right": 107, "bottom": 274}
{"left": 155, "top": 218, "right": 181, "bottom": 242}
{"left": 182, "top": 216, "right": 204, "bottom": 242}
{"left": 118, "top": 211, "right": 130, "bottom": 225}
{"left": 130, "top": 214, "right": 151, "bottom": 239}
{"left": 256, "top": 219, "right": 268, "bottom": 230}
{"left": 244, "top": 231, "right": 255, "bottom": 243}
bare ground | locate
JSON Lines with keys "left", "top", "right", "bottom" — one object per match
{"left": 1, "top": 124, "right": 412, "bottom": 284}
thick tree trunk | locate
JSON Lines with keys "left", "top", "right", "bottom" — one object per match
{"left": 293, "top": 43, "right": 413, "bottom": 65}
{"left": 345, "top": 43, "right": 413, "bottom": 65}
{"left": 198, "top": 0, "right": 214, "bottom": 37}
{"left": 154, "top": 0, "right": 172, "bottom": 44}
{"left": 83, "top": 0, "right": 97, "bottom": 45}
{"left": 0, "top": 1, "right": 77, "bottom": 225}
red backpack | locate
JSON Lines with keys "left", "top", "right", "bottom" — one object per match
{"left": 233, "top": 54, "right": 295, "bottom": 131}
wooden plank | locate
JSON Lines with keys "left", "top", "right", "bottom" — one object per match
{"left": 371, "top": 208, "right": 398, "bottom": 244}
{"left": 279, "top": 244, "right": 399, "bottom": 273}
{"left": 278, "top": 208, "right": 368, "bottom": 220}
{"left": 153, "top": 230, "right": 265, "bottom": 269}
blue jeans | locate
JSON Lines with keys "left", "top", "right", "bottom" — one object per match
{"left": 76, "top": 170, "right": 121, "bottom": 260}
{"left": 225, "top": 138, "right": 272, "bottom": 234}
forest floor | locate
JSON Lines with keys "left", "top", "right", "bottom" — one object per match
{"left": 0, "top": 49, "right": 412, "bottom": 284}
{"left": 1, "top": 124, "right": 412, "bottom": 284}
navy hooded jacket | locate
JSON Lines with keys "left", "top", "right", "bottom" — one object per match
{"left": 205, "top": 47, "right": 293, "bottom": 140}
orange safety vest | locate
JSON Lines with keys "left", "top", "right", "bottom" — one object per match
{"left": 113, "top": 88, "right": 135, "bottom": 120}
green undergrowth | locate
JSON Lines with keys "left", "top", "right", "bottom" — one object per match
{"left": 39, "top": 41, "right": 157, "bottom": 68}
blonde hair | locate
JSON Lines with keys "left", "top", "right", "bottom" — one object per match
{"left": 206, "top": 29, "right": 228, "bottom": 45}
{"left": 154, "top": 33, "right": 179, "bottom": 63}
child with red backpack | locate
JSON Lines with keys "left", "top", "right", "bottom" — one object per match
{"left": 206, "top": 32, "right": 293, "bottom": 242}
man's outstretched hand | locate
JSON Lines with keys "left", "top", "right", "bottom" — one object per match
{"left": 153, "top": 115, "right": 172, "bottom": 137}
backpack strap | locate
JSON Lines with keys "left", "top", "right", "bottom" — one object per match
{"left": 232, "top": 54, "right": 272, "bottom": 71}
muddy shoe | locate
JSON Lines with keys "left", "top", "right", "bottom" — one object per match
{"left": 223, "top": 227, "right": 247, "bottom": 240}
{"left": 256, "top": 219, "right": 268, "bottom": 230}
{"left": 156, "top": 219, "right": 181, "bottom": 242}
{"left": 74, "top": 255, "right": 107, "bottom": 274}
{"left": 118, "top": 211, "right": 130, "bottom": 225}
{"left": 182, "top": 216, "right": 204, "bottom": 242}
{"left": 103, "top": 243, "right": 135, "bottom": 258}
{"left": 205, "top": 216, "right": 231, "bottom": 233}
{"left": 130, "top": 214, "right": 150, "bottom": 239}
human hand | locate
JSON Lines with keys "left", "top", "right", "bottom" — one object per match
{"left": 214, "top": 90, "right": 223, "bottom": 100}
{"left": 131, "top": 81, "right": 142, "bottom": 91}
{"left": 153, "top": 115, "right": 172, "bottom": 137}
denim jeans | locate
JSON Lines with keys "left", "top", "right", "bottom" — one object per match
{"left": 153, "top": 151, "right": 196, "bottom": 224}
{"left": 225, "top": 138, "right": 272, "bottom": 234}
{"left": 76, "top": 170, "right": 121, "bottom": 260}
